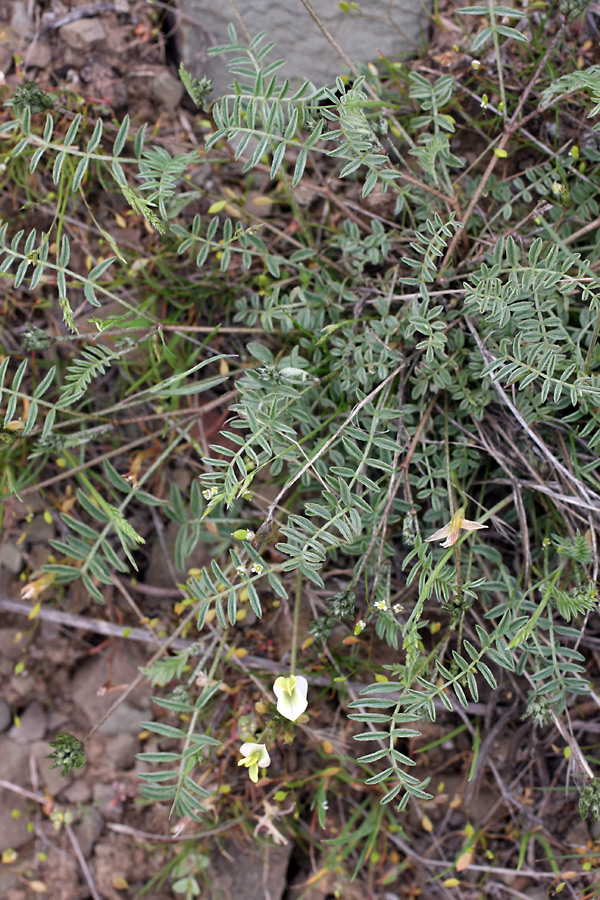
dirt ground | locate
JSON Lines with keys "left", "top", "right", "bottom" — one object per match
{"left": 0, "top": 3, "right": 265, "bottom": 898}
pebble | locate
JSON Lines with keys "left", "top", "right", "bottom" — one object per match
{"left": 171, "top": 467, "right": 192, "bottom": 491}
{"left": 98, "top": 702, "right": 148, "bottom": 737}
{"left": 0, "top": 541, "right": 23, "bottom": 574}
{"left": 0, "top": 628, "right": 26, "bottom": 660}
{"left": 105, "top": 733, "right": 139, "bottom": 770}
{"left": 60, "top": 18, "right": 107, "bottom": 51}
{"left": 0, "top": 871, "right": 20, "bottom": 897}
{"left": 0, "top": 43, "right": 13, "bottom": 76}
{"left": 10, "top": 673, "right": 36, "bottom": 696}
{"left": 0, "top": 698, "right": 12, "bottom": 733}
{"left": 73, "top": 807, "right": 104, "bottom": 858}
{"left": 0, "top": 736, "right": 32, "bottom": 851}
{"left": 26, "top": 543, "right": 52, "bottom": 570}
{"left": 8, "top": 700, "right": 47, "bottom": 744}
{"left": 93, "top": 783, "right": 123, "bottom": 822}
{"left": 70, "top": 650, "right": 151, "bottom": 728}
{"left": 24, "top": 513, "right": 55, "bottom": 543}
{"left": 152, "top": 68, "right": 185, "bottom": 110}
{"left": 26, "top": 40, "right": 52, "bottom": 69}
{"left": 10, "top": 0, "right": 33, "bottom": 39}
{"left": 64, "top": 779, "right": 93, "bottom": 805}
{"left": 245, "top": 192, "right": 274, "bottom": 218}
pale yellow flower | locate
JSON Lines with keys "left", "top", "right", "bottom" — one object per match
{"left": 273, "top": 675, "right": 308, "bottom": 721}
{"left": 425, "top": 507, "right": 487, "bottom": 548}
{"left": 238, "top": 743, "right": 271, "bottom": 783}
{"left": 20, "top": 571, "right": 55, "bottom": 603}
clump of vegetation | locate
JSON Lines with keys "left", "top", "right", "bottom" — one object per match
{"left": 1, "top": 0, "right": 600, "bottom": 895}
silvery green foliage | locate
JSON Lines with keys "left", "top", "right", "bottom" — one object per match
{"left": 194, "top": 29, "right": 600, "bottom": 812}
{"left": 1, "top": 11, "right": 600, "bottom": 823}
{"left": 560, "top": 0, "right": 592, "bottom": 21}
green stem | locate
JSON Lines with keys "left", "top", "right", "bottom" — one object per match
{"left": 403, "top": 493, "right": 513, "bottom": 646}
{"left": 172, "top": 631, "right": 226, "bottom": 817}
{"left": 509, "top": 567, "right": 562, "bottom": 648}
{"left": 443, "top": 394, "right": 456, "bottom": 516}
{"left": 585, "top": 306, "right": 600, "bottom": 375}
{"left": 489, "top": 0, "right": 507, "bottom": 122}
{"left": 290, "top": 568, "right": 302, "bottom": 676}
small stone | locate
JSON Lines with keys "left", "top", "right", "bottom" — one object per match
{"left": 10, "top": 1, "right": 33, "bottom": 39}
{"left": 73, "top": 808, "right": 104, "bottom": 858}
{"left": 0, "top": 736, "right": 32, "bottom": 851}
{"left": 80, "top": 57, "right": 127, "bottom": 109}
{"left": 60, "top": 18, "right": 107, "bottom": 51}
{"left": 293, "top": 184, "right": 317, "bottom": 207}
{"left": 0, "top": 43, "right": 13, "bottom": 76}
{"left": 205, "top": 837, "right": 291, "bottom": 900}
{"left": 152, "top": 68, "right": 185, "bottom": 109}
{"left": 26, "top": 40, "right": 52, "bottom": 70}
{"left": 26, "top": 543, "right": 52, "bottom": 570}
{"left": 0, "top": 698, "right": 12, "bottom": 732}
{"left": 24, "top": 513, "right": 55, "bottom": 543}
{"left": 70, "top": 649, "right": 151, "bottom": 728}
{"left": 171, "top": 467, "right": 192, "bottom": 491}
{"left": 567, "top": 819, "right": 590, "bottom": 845}
{"left": 63, "top": 779, "right": 93, "bottom": 805}
{"left": 8, "top": 701, "right": 47, "bottom": 744}
{"left": 93, "top": 783, "right": 123, "bottom": 822}
{"left": 105, "top": 733, "right": 139, "bottom": 770}
{"left": 245, "top": 192, "right": 274, "bottom": 218}
{"left": 98, "top": 702, "right": 147, "bottom": 737}
{"left": 46, "top": 709, "right": 70, "bottom": 732}
{"left": 238, "top": 608, "right": 258, "bottom": 628}
{"left": 0, "top": 871, "right": 20, "bottom": 897}
{"left": 0, "top": 541, "right": 23, "bottom": 574}
{"left": 10, "top": 674, "right": 36, "bottom": 697}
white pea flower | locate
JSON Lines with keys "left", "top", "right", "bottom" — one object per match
{"left": 238, "top": 743, "right": 271, "bottom": 783}
{"left": 273, "top": 675, "right": 308, "bottom": 721}
{"left": 251, "top": 562, "right": 264, "bottom": 575}
{"left": 393, "top": 603, "right": 404, "bottom": 614}
{"left": 235, "top": 565, "right": 246, "bottom": 576}
{"left": 374, "top": 600, "right": 388, "bottom": 611}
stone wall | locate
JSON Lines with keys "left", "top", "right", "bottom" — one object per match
{"left": 178, "top": 0, "right": 431, "bottom": 93}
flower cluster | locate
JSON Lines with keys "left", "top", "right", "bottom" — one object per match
{"left": 237, "top": 675, "right": 309, "bottom": 782}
